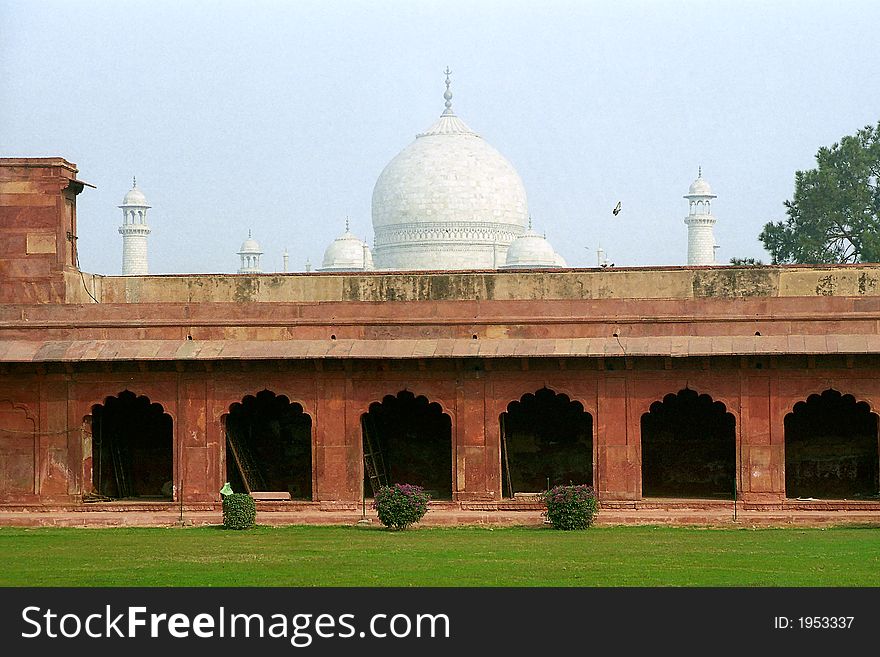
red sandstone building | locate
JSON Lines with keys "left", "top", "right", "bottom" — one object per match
{"left": 2, "top": 158, "right": 879, "bottom": 524}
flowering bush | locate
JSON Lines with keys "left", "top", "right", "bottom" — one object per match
{"left": 373, "top": 483, "right": 430, "bottom": 529}
{"left": 542, "top": 484, "right": 598, "bottom": 530}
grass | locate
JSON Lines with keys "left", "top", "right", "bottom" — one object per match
{"left": 2, "top": 524, "right": 880, "bottom": 587}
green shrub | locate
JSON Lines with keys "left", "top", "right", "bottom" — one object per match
{"left": 373, "top": 483, "right": 430, "bottom": 529}
{"left": 542, "top": 484, "right": 598, "bottom": 530}
{"left": 222, "top": 492, "right": 256, "bottom": 530}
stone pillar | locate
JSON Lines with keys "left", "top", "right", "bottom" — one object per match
{"left": 597, "top": 376, "right": 639, "bottom": 499}
{"left": 739, "top": 375, "right": 784, "bottom": 502}
{"left": 316, "top": 378, "right": 357, "bottom": 502}
{"left": 40, "top": 380, "right": 75, "bottom": 501}
{"left": 454, "top": 377, "right": 492, "bottom": 501}
{"left": 179, "top": 377, "right": 212, "bottom": 502}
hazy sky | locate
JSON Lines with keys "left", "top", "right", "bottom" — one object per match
{"left": 3, "top": 1, "right": 879, "bottom": 275}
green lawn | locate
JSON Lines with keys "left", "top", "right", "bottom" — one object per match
{"left": 2, "top": 525, "right": 879, "bottom": 586}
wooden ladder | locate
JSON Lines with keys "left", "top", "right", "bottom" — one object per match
{"left": 226, "top": 429, "right": 267, "bottom": 493}
{"left": 361, "top": 415, "right": 388, "bottom": 496}
{"left": 110, "top": 434, "right": 132, "bottom": 499}
{"left": 500, "top": 413, "right": 514, "bottom": 499}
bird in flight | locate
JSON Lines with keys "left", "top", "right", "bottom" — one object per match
{"left": 612, "top": 201, "right": 622, "bottom": 216}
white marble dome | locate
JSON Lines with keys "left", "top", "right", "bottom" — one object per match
{"left": 320, "top": 223, "right": 374, "bottom": 271}
{"left": 122, "top": 180, "right": 148, "bottom": 207}
{"left": 371, "top": 75, "right": 528, "bottom": 270}
{"left": 239, "top": 236, "right": 262, "bottom": 254}
{"left": 501, "top": 226, "right": 563, "bottom": 269}
{"left": 687, "top": 175, "right": 715, "bottom": 198}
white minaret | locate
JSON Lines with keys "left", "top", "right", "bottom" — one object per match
{"left": 118, "top": 177, "right": 151, "bottom": 275}
{"left": 684, "top": 168, "right": 718, "bottom": 266}
{"left": 237, "top": 230, "right": 263, "bottom": 273}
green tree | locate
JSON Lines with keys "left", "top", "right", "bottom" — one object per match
{"left": 759, "top": 121, "right": 880, "bottom": 264}
{"left": 729, "top": 257, "right": 763, "bottom": 266}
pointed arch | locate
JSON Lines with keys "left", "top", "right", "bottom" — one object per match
{"left": 223, "top": 389, "right": 312, "bottom": 500}
{"left": 784, "top": 389, "right": 879, "bottom": 499}
{"left": 361, "top": 390, "right": 452, "bottom": 500}
{"left": 499, "top": 387, "right": 593, "bottom": 496}
{"left": 90, "top": 390, "right": 173, "bottom": 499}
{"left": 640, "top": 388, "right": 736, "bottom": 499}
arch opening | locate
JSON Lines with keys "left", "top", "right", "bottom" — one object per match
{"left": 640, "top": 388, "right": 736, "bottom": 499}
{"left": 499, "top": 388, "right": 593, "bottom": 496}
{"left": 785, "top": 389, "right": 879, "bottom": 499}
{"left": 362, "top": 391, "right": 452, "bottom": 500}
{"left": 90, "top": 391, "right": 173, "bottom": 500}
{"left": 225, "top": 390, "right": 312, "bottom": 500}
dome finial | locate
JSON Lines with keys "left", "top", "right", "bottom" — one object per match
{"left": 442, "top": 66, "right": 453, "bottom": 115}
{"left": 132, "top": 176, "right": 136, "bottom": 188}
{"left": 345, "top": 216, "right": 350, "bottom": 232}
{"left": 698, "top": 166, "right": 702, "bottom": 178}
{"left": 528, "top": 215, "right": 533, "bottom": 231}
{"left": 248, "top": 229, "right": 252, "bottom": 238}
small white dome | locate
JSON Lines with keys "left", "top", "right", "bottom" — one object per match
{"left": 320, "top": 225, "right": 372, "bottom": 271}
{"left": 121, "top": 181, "right": 148, "bottom": 207}
{"left": 501, "top": 229, "right": 562, "bottom": 269}
{"left": 238, "top": 234, "right": 262, "bottom": 254}
{"left": 686, "top": 175, "right": 716, "bottom": 198}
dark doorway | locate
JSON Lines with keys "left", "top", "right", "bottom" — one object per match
{"left": 785, "top": 389, "right": 879, "bottom": 499}
{"left": 225, "top": 390, "right": 312, "bottom": 500}
{"left": 641, "top": 388, "right": 736, "bottom": 498}
{"left": 362, "top": 391, "right": 452, "bottom": 500}
{"left": 91, "top": 391, "right": 173, "bottom": 499}
{"left": 500, "top": 388, "right": 592, "bottom": 496}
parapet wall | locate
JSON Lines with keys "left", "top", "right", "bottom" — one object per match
{"left": 95, "top": 265, "right": 880, "bottom": 304}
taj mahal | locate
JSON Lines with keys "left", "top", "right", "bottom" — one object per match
{"left": 117, "top": 71, "right": 719, "bottom": 277}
